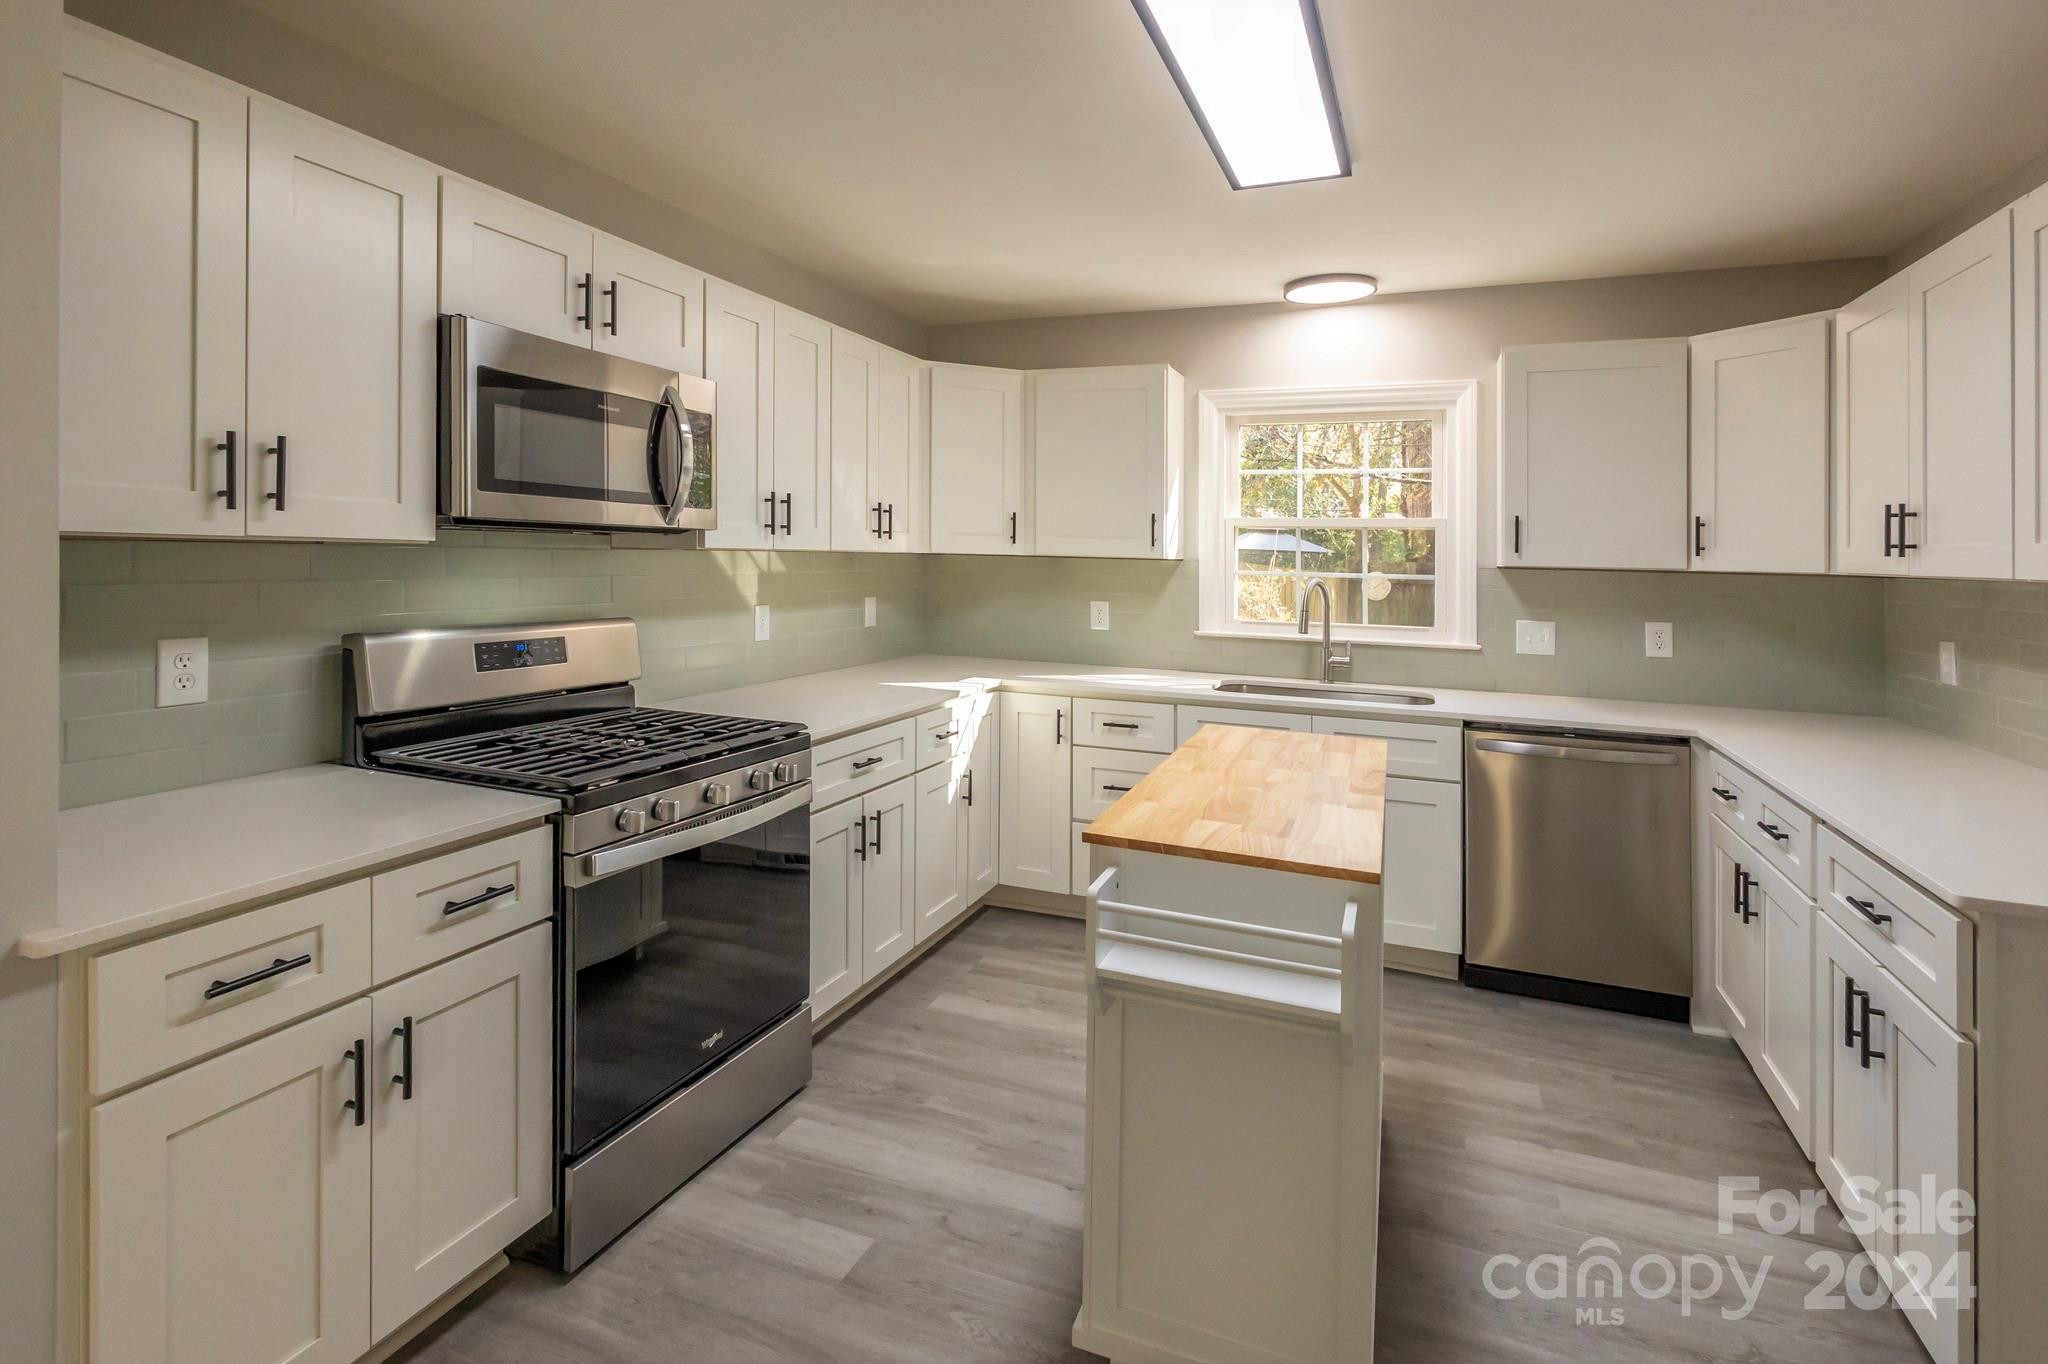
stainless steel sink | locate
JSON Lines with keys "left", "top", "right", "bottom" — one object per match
{"left": 1214, "top": 679, "right": 1436, "bottom": 706}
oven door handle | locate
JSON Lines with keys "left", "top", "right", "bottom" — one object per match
{"left": 570, "top": 783, "right": 811, "bottom": 883}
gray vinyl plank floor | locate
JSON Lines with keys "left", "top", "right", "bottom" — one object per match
{"left": 390, "top": 908, "right": 1928, "bottom": 1364}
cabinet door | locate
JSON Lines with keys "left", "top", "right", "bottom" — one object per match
{"left": 877, "top": 347, "right": 925, "bottom": 552}
{"left": 998, "top": 693, "right": 1072, "bottom": 892}
{"left": 593, "top": 233, "right": 704, "bottom": 376}
{"left": 1709, "top": 827, "right": 1763, "bottom": 1053}
{"left": 1907, "top": 210, "right": 2015, "bottom": 580}
{"left": 1751, "top": 858, "right": 1814, "bottom": 1157}
{"left": 772, "top": 306, "right": 833, "bottom": 549}
{"left": 859, "top": 778, "right": 917, "bottom": 978}
{"left": 964, "top": 717, "right": 999, "bottom": 901}
{"left": 1499, "top": 340, "right": 1689, "bottom": 569}
{"left": 91, "top": 1000, "right": 372, "bottom": 1364}
{"left": 829, "top": 328, "right": 882, "bottom": 551}
{"left": 929, "top": 364, "right": 1027, "bottom": 554}
{"left": 913, "top": 759, "right": 968, "bottom": 942}
{"left": 2019, "top": 187, "right": 2048, "bottom": 581}
{"left": 1688, "top": 316, "right": 1830, "bottom": 573}
{"left": 1382, "top": 776, "right": 1463, "bottom": 956}
{"left": 244, "top": 101, "right": 437, "bottom": 543}
{"left": 439, "top": 178, "right": 593, "bottom": 346}
{"left": 702, "top": 278, "right": 775, "bottom": 550}
{"left": 370, "top": 925, "right": 551, "bottom": 1339}
{"left": 810, "top": 803, "right": 864, "bottom": 1016}
{"left": 1832, "top": 273, "right": 1912, "bottom": 575}
{"left": 1032, "top": 365, "right": 1181, "bottom": 558}
{"left": 59, "top": 27, "right": 247, "bottom": 537}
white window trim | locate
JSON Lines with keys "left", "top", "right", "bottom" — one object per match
{"left": 1195, "top": 382, "right": 1480, "bottom": 649}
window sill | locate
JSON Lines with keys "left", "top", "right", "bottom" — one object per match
{"left": 1193, "top": 628, "right": 1482, "bottom": 652}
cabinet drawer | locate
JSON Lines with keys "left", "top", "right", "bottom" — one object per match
{"left": 1073, "top": 697, "right": 1176, "bottom": 753}
{"left": 1174, "top": 704, "right": 1311, "bottom": 746}
{"left": 915, "top": 696, "right": 992, "bottom": 770}
{"left": 1071, "top": 746, "right": 1168, "bottom": 821}
{"left": 813, "top": 718, "right": 916, "bottom": 809}
{"left": 1310, "top": 714, "right": 1462, "bottom": 783}
{"left": 1708, "top": 751, "right": 1814, "bottom": 894}
{"left": 1817, "top": 827, "right": 1974, "bottom": 1030}
{"left": 371, "top": 825, "right": 553, "bottom": 981}
{"left": 87, "top": 879, "right": 373, "bottom": 1095}
{"left": 1702, "top": 749, "right": 1757, "bottom": 829}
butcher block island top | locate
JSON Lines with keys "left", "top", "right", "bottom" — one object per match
{"left": 1082, "top": 724, "right": 1389, "bottom": 884}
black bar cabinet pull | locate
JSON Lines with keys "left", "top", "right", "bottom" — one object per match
{"left": 853, "top": 815, "right": 868, "bottom": 861}
{"left": 267, "top": 435, "right": 287, "bottom": 511}
{"left": 1757, "top": 820, "right": 1790, "bottom": 843}
{"left": 1693, "top": 515, "right": 1705, "bottom": 558}
{"left": 764, "top": 492, "right": 778, "bottom": 535}
{"left": 391, "top": 1016, "right": 414, "bottom": 1100}
{"left": 884, "top": 504, "right": 894, "bottom": 540}
{"left": 215, "top": 431, "right": 238, "bottom": 509}
{"left": 1151, "top": 512, "right": 1158, "bottom": 548}
{"left": 780, "top": 493, "right": 793, "bottom": 536}
{"left": 443, "top": 883, "right": 514, "bottom": 917}
{"left": 1101, "top": 721, "right": 1140, "bottom": 731}
{"left": 1512, "top": 514, "right": 1521, "bottom": 555}
{"left": 1882, "top": 504, "right": 1898, "bottom": 557}
{"left": 1897, "top": 506, "right": 1919, "bottom": 552}
{"left": 1740, "top": 872, "right": 1759, "bottom": 923}
{"left": 1055, "top": 709, "right": 1064, "bottom": 745}
{"left": 1010, "top": 511, "right": 1018, "bottom": 544}
{"left": 1845, "top": 895, "right": 1893, "bottom": 928}
{"left": 1709, "top": 786, "right": 1737, "bottom": 802}
{"left": 870, "top": 813, "right": 882, "bottom": 855}
{"left": 933, "top": 729, "right": 960, "bottom": 740}
{"left": 963, "top": 769, "right": 974, "bottom": 806}
{"left": 1843, "top": 977, "right": 1863, "bottom": 1049}
{"left": 1731, "top": 864, "right": 1745, "bottom": 918}
{"left": 1103, "top": 783, "right": 1133, "bottom": 793}
{"left": 872, "top": 502, "right": 885, "bottom": 538}
{"left": 577, "top": 271, "right": 593, "bottom": 329}
{"left": 851, "top": 755, "right": 884, "bottom": 771}
{"left": 603, "top": 278, "right": 617, "bottom": 335}
{"left": 343, "top": 1038, "right": 366, "bottom": 1126}
{"left": 1859, "top": 998, "right": 1888, "bottom": 1069}
{"left": 205, "top": 953, "right": 313, "bottom": 1000}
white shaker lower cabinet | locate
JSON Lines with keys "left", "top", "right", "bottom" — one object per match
{"left": 913, "top": 717, "right": 996, "bottom": 942}
{"left": 809, "top": 776, "right": 917, "bottom": 1016}
{"left": 1814, "top": 911, "right": 1975, "bottom": 1364}
{"left": 999, "top": 693, "right": 1073, "bottom": 893}
{"left": 928, "top": 364, "right": 1028, "bottom": 554}
{"left": 860, "top": 778, "right": 916, "bottom": 979}
{"left": 1687, "top": 314, "right": 1830, "bottom": 573}
{"left": 369, "top": 925, "right": 553, "bottom": 1340}
{"left": 91, "top": 1000, "right": 374, "bottom": 1364}
{"left": 1377, "top": 777, "right": 1463, "bottom": 958}
{"left": 1498, "top": 338, "right": 1690, "bottom": 569}
{"left": 1708, "top": 820, "right": 1814, "bottom": 1154}
{"left": 964, "top": 718, "right": 999, "bottom": 904}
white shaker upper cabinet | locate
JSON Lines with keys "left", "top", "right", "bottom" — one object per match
{"left": 876, "top": 346, "right": 926, "bottom": 553}
{"left": 244, "top": 101, "right": 438, "bottom": 543}
{"left": 771, "top": 306, "right": 833, "bottom": 550}
{"left": 702, "top": 279, "right": 775, "bottom": 551}
{"left": 929, "top": 364, "right": 1028, "bottom": 554}
{"left": 592, "top": 232, "right": 704, "bottom": 377}
{"left": 829, "top": 328, "right": 883, "bottom": 551}
{"left": 59, "top": 26, "right": 247, "bottom": 537}
{"left": 2020, "top": 187, "right": 2048, "bottom": 581}
{"left": 439, "top": 179, "right": 594, "bottom": 346}
{"left": 1832, "top": 273, "right": 1912, "bottom": 576}
{"left": 1688, "top": 315, "right": 1830, "bottom": 573}
{"left": 1032, "top": 365, "right": 1185, "bottom": 559}
{"left": 1499, "top": 339, "right": 1689, "bottom": 569}
{"left": 1906, "top": 210, "right": 2014, "bottom": 580}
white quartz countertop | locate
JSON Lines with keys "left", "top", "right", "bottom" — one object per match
{"left": 22, "top": 766, "right": 555, "bottom": 959}
{"left": 661, "top": 655, "right": 2048, "bottom": 919}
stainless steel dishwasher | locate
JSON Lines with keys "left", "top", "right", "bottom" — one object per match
{"left": 1463, "top": 727, "right": 1692, "bottom": 1020}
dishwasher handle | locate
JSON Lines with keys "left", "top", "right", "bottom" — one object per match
{"left": 1472, "top": 737, "right": 1682, "bottom": 766}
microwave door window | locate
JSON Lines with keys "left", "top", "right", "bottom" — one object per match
{"left": 476, "top": 367, "right": 609, "bottom": 500}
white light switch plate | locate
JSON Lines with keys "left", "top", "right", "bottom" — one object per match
{"left": 1939, "top": 641, "right": 1958, "bottom": 686}
{"left": 1514, "top": 620, "right": 1555, "bottom": 656}
{"left": 156, "top": 637, "right": 208, "bottom": 706}
{"left": 754, "top": 605, "right": 771, "bottom": 642}
{"left": 1090, "top": 601, "right": 1110, "bottom": 631}
{"left": 1645, "top": 622, "right": 1673, "bottom": 658}
{"left": 864, "top": 596, "right": 877, "bottom": 628}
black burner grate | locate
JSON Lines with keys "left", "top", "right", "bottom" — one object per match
{"left": 375, "top": 708, "right": 802, "bottom": 793}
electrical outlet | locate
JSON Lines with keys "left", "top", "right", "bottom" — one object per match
{"left": 754, "top": 605, "right": 771, "bottom": 642}
{"left": 1514, "top": 620, "right": 1555, "bottom": 656}
{"left": 156, "top": 637, "right": 208, "bottom": 706}
{"left": 864, "top": 596, "right": 877, "bottom": 628}
{"left": 1939, "top": 640, "right": 1958, "bottom": 686}
{"left": 1645, "top": 622, "right": 1673, "bottom": 658}
{"left": 1090, "top": 600, "right": 1110, "bottom": 631}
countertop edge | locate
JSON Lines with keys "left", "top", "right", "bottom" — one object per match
{"left": 1082, "top": 830, "right": 1384, "bottom": 885}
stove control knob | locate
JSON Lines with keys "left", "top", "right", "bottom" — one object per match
{"left": 702, "top": 782, "right": 734, "bottom": 808}
{"left": 651, "top": 797, "right": 685, "bottom": 824}
{"left": 773, "top": 761, "right": 800, "bottom": 785}
{"left": 748, "top": 768, "right": 773, "bottom": 791}
{"left": 615, "top": 808, "right": 649, "bottom": 836}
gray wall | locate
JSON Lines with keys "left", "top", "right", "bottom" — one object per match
{"left": 65, "top": 0, "right": 927, "bottom": 354}
{"left": 926, "top": 260, "right": 1892, "bottom": 712}
{"left": 1885, "top": 580, "right": 2048, "bottom": 770}
{"left": 60, "top": 534, "right": 926, "bottom": 807}
{"left": 2, "top": 0, "right": 63, "bottom": 1357}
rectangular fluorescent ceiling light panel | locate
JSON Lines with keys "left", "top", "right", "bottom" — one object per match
{"left": 1133, "top": 0, "right": 1349, "bottom": 189}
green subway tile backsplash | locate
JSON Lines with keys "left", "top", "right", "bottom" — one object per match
{"left": 57, "top": 531, "right": 927, "bottom": 808}
{"left": 1884, "top": 578, "right": 2048, "bottom": 771}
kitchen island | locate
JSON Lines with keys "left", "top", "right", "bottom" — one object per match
{"left": 1073, "top": 724, "right": 1388, "bottom": 1364}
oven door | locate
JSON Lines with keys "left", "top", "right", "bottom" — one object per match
{"left": 560, "top": 783, "right": 810, "bottom": 1160}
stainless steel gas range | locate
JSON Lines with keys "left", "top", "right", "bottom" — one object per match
{"left": 340, "top": 618, "right": 812, "bottom": 1271}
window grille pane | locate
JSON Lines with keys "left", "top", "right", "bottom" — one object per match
{"left": 1239, "top": 472, "right": 1300, "bottom": 517}
{"left": 1233, "top": 573, "right": 1301, "bottom": 623}
{"left": 1369, "top": 527, "right": 1436, "bottom": 576}
{"left": 1239, "top": 423, "right": 1297, "bottom": 470}
{"left": 1372, "top": 579, "right": 1437, "bottom": 628}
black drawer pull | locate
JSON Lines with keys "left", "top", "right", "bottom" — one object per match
{"left": 1843, "top": 977, "right": 1864, "bottom": 1049}
{"left": 1859, "top": 999, "right": 1888, "bottom": 1069}
{"left": 850, "top": 755, "right": 885, "bottom": 771}
{"left": 933, "top": 729, "right": 960, "bottom": 740}
{"left": 1756, "top": 820, "right": 1790, "bottom": 843}
{"left": 1100, "top": 721, "right": 1141, "bottom": 731}
{"left": 205, "top": 953, "right": 313, "bottom": 1000}
{"left": 1102, "top": 783, "right": 1133, "bottom": 793}
{"left": 442, "top": 883, "right": 514, "bottom": 916}
{"left": 1710, "top": 786, "right": 1736, "bottom": 802}
{"left": 392, "top": 1016, "right": 414, "bottom": 1100}
{"left": 343, "top": 1038, "right": 366, "bottom": 1126}
{"left": 1845, "top": 895, "right": 1893, "bottom": 928}
{"left": 853, "top": 814, "right": 868, "bottom": 861}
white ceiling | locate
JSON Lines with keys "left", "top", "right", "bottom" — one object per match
{"left": 240, "top": 0, "right": 2048, "bottom": 325}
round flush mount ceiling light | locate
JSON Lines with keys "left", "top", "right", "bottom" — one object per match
{"left": 1283, "top": 273, "right": 1379, "bottom": 304}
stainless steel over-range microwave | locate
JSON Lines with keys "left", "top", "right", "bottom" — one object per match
{"left": 440, "top": 314, "right": 715, "bottom": 534}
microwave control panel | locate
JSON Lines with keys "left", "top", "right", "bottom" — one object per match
{"left": 474, "top": 635, "right": 568, "bottom": 672}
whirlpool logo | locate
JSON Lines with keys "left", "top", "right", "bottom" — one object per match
{"left": 698, "top": 1030, "right": 725, "bottom": 1051}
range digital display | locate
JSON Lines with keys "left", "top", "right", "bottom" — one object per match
{"left": 473, "top": 635, "right": 568, "bottom": 672}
